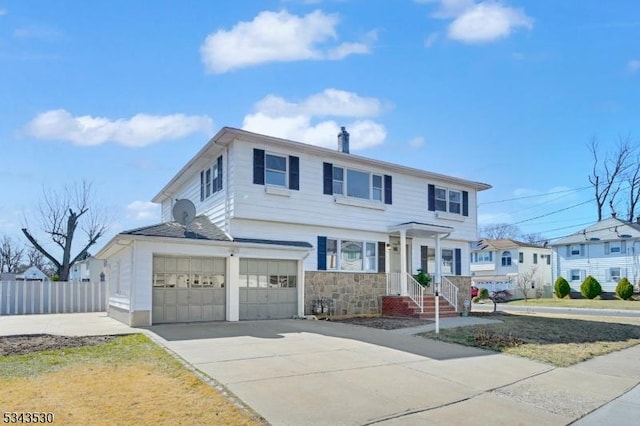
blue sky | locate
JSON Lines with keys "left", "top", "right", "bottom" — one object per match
{"left": 1, "top": 0, "right": 639, "bottom": 256}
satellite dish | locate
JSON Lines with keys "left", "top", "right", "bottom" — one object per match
{"left": 172, "top": 199, "right": 196, "bottom": 226}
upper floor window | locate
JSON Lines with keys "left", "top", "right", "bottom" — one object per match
{"left": 428, "top": 184, "right": 468, "bottom": 216}
{"left": 324, "top": 162, "right": 390, "bottom": 204}
{"left": 266, "top": 153, "right": 287, "bottom": 187}
{"left": 518, "top": 252, "right": 524, "bottom": 263}
{"left": 567, "top": 244, "right": 584, "bottom": 257}
{"left": 200, "top": 155, "right": 223, "bottom": 201}
{"left": 605, "top": 241, "right": 625, "bottom": 255}
{"left": 501, "top": 251, "right": 512, "bottom": 266}
{"left": 331, "top": 166, "right": 383, "bottom": 202}
{"left": 533, "top": 253, "right": 538, "bottom": 264}
{"left": 253, "top": 149, "right": 299, "bottom": 190}
{"left": 471, "top": 251, "right": 493, "bottom": 263}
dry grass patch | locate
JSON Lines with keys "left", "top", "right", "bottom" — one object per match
{"left": 0, "top": 334, "right": 264, "bottom": 426}
{"left": 505, "top": 298, "right": 640, "bottom": 310}
{"left": 419, "top": 313, "right": 640, "bottom": 367}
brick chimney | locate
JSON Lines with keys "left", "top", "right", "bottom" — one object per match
{"left": 338, "top": 126, "right": 350, "bottom": 153}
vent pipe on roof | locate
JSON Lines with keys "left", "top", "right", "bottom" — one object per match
{"left": 338, "top": 126, "right": 350, "bottom": 153}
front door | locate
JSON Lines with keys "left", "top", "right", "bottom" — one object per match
{"left": 389, "top": 237, "right": 412, "bottom": 274}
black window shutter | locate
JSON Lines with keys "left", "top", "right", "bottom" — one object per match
{"left": 200, "top": 171, "right": 204, "bottom": 201}
{"left": 462, "top": 191, "right": 469, "bottom": 216}
{"left": 217, "top": 155, "right": 223, "bottom": 191}
{"left": 289, "top": 155, "right": 299, "bottom": 190}
{"left": 253, "top": 149, "right": 265, "bottom": 185}
{"left": 317, "top": 236, "right": 327, "bottom": 270}
{"left": 420, "top": 246, "right": 428, "bottom": 272}
{"left": 377, "top": 241, "right": 386, "bottom": 273}
{"left": 323, "top": 162, "right": 333, "bottom": 195}
{"left": 428, "top": 184, "right": 435, "bottom": 211}
{"left": 455, "top": 248, "right": 462, "bottom": 275}
{"left": 384, "top": 175, "right": 392, "bottom": 205}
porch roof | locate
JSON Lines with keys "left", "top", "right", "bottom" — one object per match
{"left": 388, "top": 221, "right": 454, "bottom": 238}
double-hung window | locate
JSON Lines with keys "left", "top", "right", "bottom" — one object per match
{"left": 331, "top": 166, "right": 383, "bottom": 202}
{"left": 501, "top": 251, "right": 512, "bottom": 266}
{"left": 265, "top": 153, "right": 287, "bottom": 187}
{"left": 568, "top": 244, "right": 583, "bottom": 256}
{"left": 332, "top": 166, "right": 344, "bottom": 195}
{"left": 609, "top": 267, "right": 621, "bottom": 282}
{"left": 471, "top": 251, "right": 492, "bottom": 263}
{"left": 570, "top": 269, "right": 582, "bottom": 282}
{"left": 428, "top": 185, "right": 468, "bottom": 216}
{"left": 200, "top": 155, "right": 223, "bottom": 201}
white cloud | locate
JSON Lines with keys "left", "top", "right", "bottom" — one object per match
{"left": 242, "top": 89, "right": 387, "bottom": 150}
{"left": 126, "top": 201, "right": 159, "bottom": 221}
{"left": 628, "top": 59, "right": 640, "bottom": 74}
{"left": 422, "top": 1, "right": 533, "bottom": 44}
{"left": 408, "top": 136, "right": 425, "bottom": 148}
{"left": 200, "top": 10, "right": 372, "bottom": 73}
{"left": 25, "top": 109, "right": 213, "bottom": 147}
{"left": 478, "top": 211, "right": 513, "bottom": 226}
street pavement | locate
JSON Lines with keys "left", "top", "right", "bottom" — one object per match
{"left": 1, "top": 312, "right": 638, "bottom": 425}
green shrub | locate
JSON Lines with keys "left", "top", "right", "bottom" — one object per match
{"left": 479, "top": 288, "right": 489, "bottom": 300}
{"left": 414, "top": 268, "right": 432, "bottom": 287}
{"left": 616, "top": 277, "right": 634, "bottom": 300}
{"left": 472, "top": 296, "right": 481, "bottom": 303}
{"left": 554, "top": 277, "right": 571, "bottom": 298}
{"left": 580, "top": 275, "right": 602, "bottom": 299}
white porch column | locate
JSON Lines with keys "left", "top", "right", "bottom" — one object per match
{"left": 226, "top": 254, "right": 239, "bottom": 321}
{"left": 297, "top": 259, "right": 305, "bottom": 317}
{"left": 400, "top": 229, "right": 407, "bottom": 296}
{"left": 434, "top": 234, "right": 442, "bottom": 286}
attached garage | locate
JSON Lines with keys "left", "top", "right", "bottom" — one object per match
{"left": 152, "top": 255, "right": 226, "bottom": 324}
{"left": 239, "top": 259, "right": 298, "bottom": 320}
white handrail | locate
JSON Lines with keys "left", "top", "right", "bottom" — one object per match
{"left": 406, "top": 274, "right": 424, "bottom": 313}
{"left": 386, "top": 272, "right": 402, "bottom": 295}
{"left": 441, "top": 276, "right": 459, "bottom": 311}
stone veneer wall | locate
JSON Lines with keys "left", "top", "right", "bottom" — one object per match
{"left": 444, "top": 275, "right": 472, "bottom": 313}
{"left": 304, "top": 271, "right": 387, "bottom": 316}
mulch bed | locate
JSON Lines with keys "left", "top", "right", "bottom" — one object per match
{"left": 328, "top": 316, "right": 433, "bottom": 330}
{"left": 0, "top": 334, "right": 119, "bottom": 356}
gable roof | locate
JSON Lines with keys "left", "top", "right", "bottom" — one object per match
{"left": 472, "top": 239, "right": 546, "bottom": 251}
{"left": 551, "top": 216, "right": 640, "bottom": 245}
{"left": 152, "top": 127, "right": 492, "bottom": 203}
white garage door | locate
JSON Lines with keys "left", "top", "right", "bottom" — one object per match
{"left": 239, "top": 259, "right": 298, "bottom": 320}
{"left": 152, "top": 255, "right": 226, "bottom": 324}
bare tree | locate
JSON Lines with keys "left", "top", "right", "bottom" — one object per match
{"left": 480, "top": 223, "right": 521, "bottom": 240}
{"left": 25, "top": 246, "right": 56, "bottom": 276}
{"left": 0, "top": 236, "right": 24, "bottom": 273}
{"left": 520, "top": 232, "right": 547, "bottom": 246}
{"left": 623, "top": 149, "right": 640, "bottom": 222}
{"left": 588, "top": 137, "right": 631, "bottom": 221}
{"left": 515, "top": 266, "right": 538, "bottom": 301}
{"left": 22, "top": 181, "right": 108, "bottom": 281}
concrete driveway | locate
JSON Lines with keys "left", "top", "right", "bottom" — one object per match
{"left": 145, "top": 319, "right": 640, "bottom": 426}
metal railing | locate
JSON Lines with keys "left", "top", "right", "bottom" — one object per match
{"left": 386, "top": 272, "right": 402, "bottom": 295}
{"left": 440, "top": 276, "right": 459, "bottom": 311}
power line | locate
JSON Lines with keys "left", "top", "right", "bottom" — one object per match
{"left": 510, "top": 199, "right": 594, "bottom": 226}
{"left": 479, "top": 185, "right": 592, "bottom": 205}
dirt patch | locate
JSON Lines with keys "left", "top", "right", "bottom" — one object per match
{"left": 0, "top": 334, "right": 119, "bottom": 356}
{"left": 328, "top": 316, "right": 433, "bottom": 330}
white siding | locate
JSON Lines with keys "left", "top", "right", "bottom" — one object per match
{"left": 229, "top": 140, "right": 479, "bottom": 243}
{"left": 553, "top": 240, "right": 638, "bottom": 292}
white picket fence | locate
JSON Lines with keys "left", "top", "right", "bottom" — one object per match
{"left": 0, "top": 281, "right": 106, "bottom": 315}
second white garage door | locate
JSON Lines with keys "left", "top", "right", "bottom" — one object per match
{"left": 239, "top": 259, "right": 298, "bottom": 320}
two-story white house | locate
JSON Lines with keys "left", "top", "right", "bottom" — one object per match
{"left": 551, "top": 216, "right": 640, "bottom": 293}
{"left": 470, "top": 239, "right": 552, "bottom": 298}
{"left": 96, "top": 127, "right": 491, "bottom": 326}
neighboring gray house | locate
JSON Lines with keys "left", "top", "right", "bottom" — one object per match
{"left": 551, "top": 216, "right": 640, "bottom": 292}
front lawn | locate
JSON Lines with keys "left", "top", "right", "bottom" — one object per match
{"left": 0, "top": 334, "right": 264, "bottom": 425}
{"left": 504, "top": 298, "right": 640, "bottom": 310}
{"left": 420, "top": 312, "right": 640, "bottom": 367}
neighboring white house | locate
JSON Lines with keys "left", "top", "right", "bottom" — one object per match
{"left": 69, "top": 256, "right": 106, "bottom": 283}
{"left": 470, "top": 239, "right": 552, "bottom": 298}
{"left": 16, "top": 266, "right": 48, "bottom": 281}
{"left": 96, "top": 127, "right": 491, "bottom": 326}
{"left": 551, "top": 216, "right": 640, "bottom": 292}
